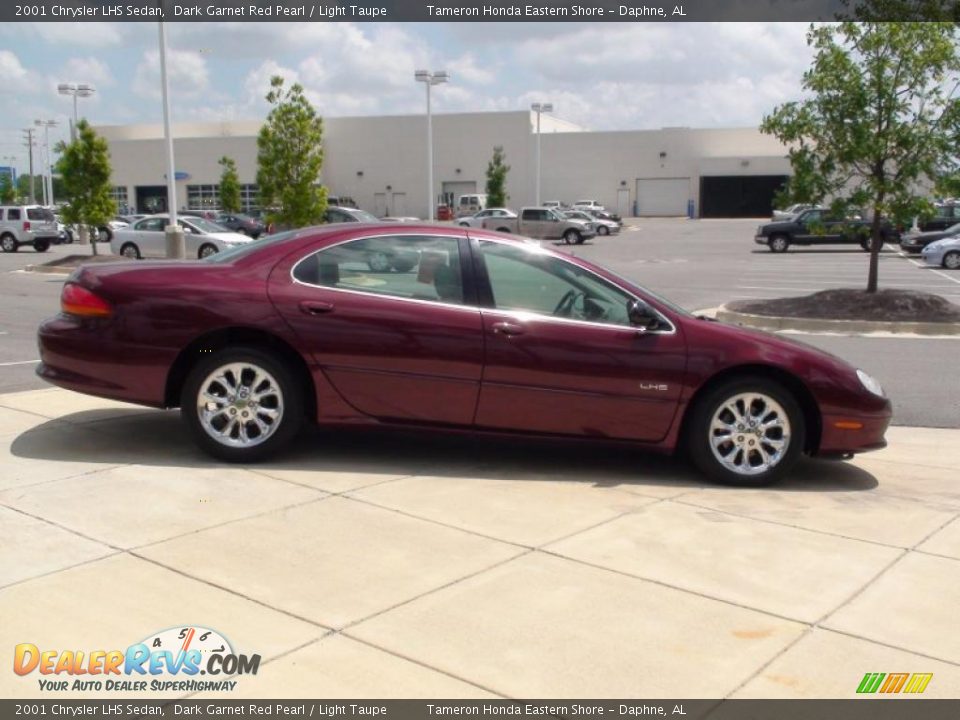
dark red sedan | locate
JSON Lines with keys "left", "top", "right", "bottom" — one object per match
{"left": 37, "top": 224, "right": 891, "bottom": 486}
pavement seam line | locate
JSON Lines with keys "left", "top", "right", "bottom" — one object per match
{"left": 0, "top": 549, "right": 126, "bottom": 592}
{"left": 0, "top": 462, "right": 132, "bottom": 492}
{"left": 245, "top": 467, "right": 421, "bottom": 495}
{"left": 0, "top": 502, "right": 128, "bottom": 552}
{"left": 129, "top": 551, "right": 334, "bottom": 631}
{"left": 338, "top": 632, "right": 508, "bottom": 699}
{"left": 130, "top": 493, "right": 334, "bottom": 552}
{"left": 818, "top": 626, "right": 960, "bottom": 668}
{"left": 671, "top": 496, "right": 915, "bottom": 550}
{"left": 535, "top": 547, "right": 811, "bottom": 627}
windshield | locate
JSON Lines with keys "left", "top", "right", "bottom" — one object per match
{"left": 945, "top": 223, "right": 960, "bottom": 235}
{"left": 187, "top": 217, "right": 231, "bottom": 233}
{"left": 204, "top": 230, "right": 298, "bottom": 263}
{"left": 350, "top": 209, "right": 379, "bottom": 222}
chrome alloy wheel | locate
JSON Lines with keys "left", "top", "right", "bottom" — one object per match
{"left": 708, "top": 392, "right": 791, "bottom": 476}
{"left": 196, "top": 362, "right": 284, "bottom": 448}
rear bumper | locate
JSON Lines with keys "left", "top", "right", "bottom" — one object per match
{"left": 37, "top": 315, "right": 172, "bottom": 408}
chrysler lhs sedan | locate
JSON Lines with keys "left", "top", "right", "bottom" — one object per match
{"left": 37, "top": 224, "right": 891, "bottom": 486}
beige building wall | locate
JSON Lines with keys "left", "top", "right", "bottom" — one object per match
{"left": 97, "top": 113, "right": 791, "bottom": 219}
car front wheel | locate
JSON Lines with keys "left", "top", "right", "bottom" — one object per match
{"left": 120, "top": 242, "right": 141, "bottom": 259}
{"left": 597, "top": 225, "right": 609, "bottom": 236}
{"left": 686, "top": 377, "right": 804, "bottom": 486}
{"left": 198, "top": 243, "right": 219, "bottom": 259}
{"left": 563, "top": 229, "right": 581, "bottom": 245}
{"left": 944, "top": 251, "right": 960, "bottom": 270}
{"left": 181, "top": 347, "right": 304, "bottom": 462}
{"left": 768, "top": 235, "right": 789, "bottom": 253}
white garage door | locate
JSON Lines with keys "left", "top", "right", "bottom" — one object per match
{"left": 635, "top": 178, "right": 690, "bottom": 216}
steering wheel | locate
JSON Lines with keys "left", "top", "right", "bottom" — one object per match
{"left": 553, "top": 289, "right": 584, "bottom": 317}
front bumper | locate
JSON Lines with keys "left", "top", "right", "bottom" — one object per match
{"left": 754, "top": 235, "right": 768, "bottom": 245}
{"left": 817, "top": 409, "right": 892, "bottom": 457}
{"left": 920, "top": 249, "right": 944, "bottom": 267}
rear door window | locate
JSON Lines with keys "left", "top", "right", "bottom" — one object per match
{"left": 27, "top": 208, "right": 55, "bottom": 221}
{"left": 8, "top": 209, "right": 21, "bottom": 221}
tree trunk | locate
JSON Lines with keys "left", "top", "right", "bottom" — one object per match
{"left": 866, "top": 207, "right": 883, "bottom": 294}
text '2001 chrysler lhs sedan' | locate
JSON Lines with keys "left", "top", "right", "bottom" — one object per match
{"left": 38, "top": 224, "right": 891, "bottom": 486}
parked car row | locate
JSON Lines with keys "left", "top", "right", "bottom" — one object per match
{"left": 109, "top": 215, "right": 253, "bottom": 259}
{"left": 755, "top": 208, "right": 898, "bottom": 253}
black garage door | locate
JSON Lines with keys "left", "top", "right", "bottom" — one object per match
{"left": 699, "top": 176, "right": 788, "bottom": 218}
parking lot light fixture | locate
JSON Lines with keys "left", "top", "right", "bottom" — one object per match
{"left": 415, "top": 70, "right": 449, "bottom": 221}
{"left": 531, "top": 102, "right": 554, "bottom": 207}
{"left": 58, "top": 83, "right": 95, "bottom": 142}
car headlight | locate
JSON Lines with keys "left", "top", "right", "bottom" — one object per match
{"left": 856, "top": 369, "right": 884, "bottom": 397}
{"left": 925, "top": 240, "right": 944, "bottom": 251}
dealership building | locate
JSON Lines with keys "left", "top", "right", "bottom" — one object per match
{"left": 96, "top": 110, "right": 792, "bottom": 219}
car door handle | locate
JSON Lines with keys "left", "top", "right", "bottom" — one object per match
{"left": 299, "top": 300, "right": 335, "bottom": 315}
{"left": 492, "top": 321, "right": 525, "bottom": 336}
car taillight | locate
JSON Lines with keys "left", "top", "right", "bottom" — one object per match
{"left": 61, "top": 283, "right": 112, "bottom": 318}
{"left": 24, "top": 221, "right": 31, "bottom": 231}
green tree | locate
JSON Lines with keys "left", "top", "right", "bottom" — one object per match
{"left": 485, "top": 146, "right": 510, "bottom": 208}
{"left": 218, "top": 156, "right": 241, "bottom": 213}
{"left": 762, "top": 21, "right": 960, "bottom": 293}
{"left": 256, "top": 76, "right": 326, "bottom": 229}
{"left": 0, "top": 174, "right": 14, "bottom": 204}
{"left": 55, "top": 119, "right": 116, "bottom": 255}
{"left": 16, "top": 174, "right": 43, "bottom": 204}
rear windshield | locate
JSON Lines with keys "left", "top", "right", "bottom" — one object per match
{"left": 203, "top": 230, "right": 298, "bottom": 263}
{"left": 27, "top": 208, "right": 55, "bottom": 221}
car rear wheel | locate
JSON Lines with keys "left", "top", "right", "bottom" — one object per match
{"left": 120, "top": 242, "right": 141, "bottom": 259}
{"left": 1, "top": 234, "right": 17, "bottom": 253}
{"left": 181, "top": 347, "right": 304, "bottom": 462}
{"left": 563, "top": 229, "right": 581, "bottom": 245}
{"left": 34, "top": 240, "right": 50, "bottom": 252}
{"left": 768, "top": 235, "right": 789, "bottom": 253}
{"left": 860, "top": 236, "right": 872, "bottom": 252}
{"left": 685, "top": 377, "right": 804, "bottom": 486}
{"left": 598, "top": 225, "right": 609, "bottom": 236}
{"left": 98, "top": 227, "right": 112, "bottom": 243}
{"left": 198, "top": 243, "right": 219, "bottom": 259}
{"left": 944, "top": 251, "right": 960, "bottom": 270}
{"left": 237, "top": 227, "right": 249, "bottom": 236}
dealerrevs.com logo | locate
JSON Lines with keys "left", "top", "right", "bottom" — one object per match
{"left": 13, "top": 626, "right": 260, "bottom": 692}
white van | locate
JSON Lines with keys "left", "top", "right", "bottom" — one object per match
{"left": 457, "top": 193, "right": 488, "bottom": 218}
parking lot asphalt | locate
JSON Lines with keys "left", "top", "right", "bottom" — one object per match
{"left": 1, "top": 388, "right": 959, "bottom": 698}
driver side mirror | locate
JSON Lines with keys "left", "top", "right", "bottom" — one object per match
{"left": 628, "top": 299, "right": 661, "bottom": 331}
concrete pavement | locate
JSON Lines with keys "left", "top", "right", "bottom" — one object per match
{"left": 1, "top": 387, "right": 959, "bottom": 699}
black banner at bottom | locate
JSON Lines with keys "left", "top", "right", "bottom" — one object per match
{"left": 3, "top": 700, "right": 960, "bottom": 720}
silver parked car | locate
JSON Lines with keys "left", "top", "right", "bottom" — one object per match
{"left": 920, "top": 236, "right": 960, "bottom": 270}
{"left": 562, "top": 209, "right": 619, "bottom": 236}
{"left": 458, "top": 208, "right": 517, "bottom": 228}
{"left": 110, "top": 215, "right": 252, "bottom": 259}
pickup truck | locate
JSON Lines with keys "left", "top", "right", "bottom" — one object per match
{"left": 754, "top": 208, "right": 898, "bottom": 253}
{"left": 482, "top": 206, "right": 596, "bottom": 245}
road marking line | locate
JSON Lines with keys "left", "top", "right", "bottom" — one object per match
{"left": 894, "top": 246, "right": 960, "bottom": 286}
{"left": 0, "top": 360, "right": 40, "bottom": 367}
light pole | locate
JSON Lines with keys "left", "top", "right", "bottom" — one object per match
{"left": 58, "top": 83, "right": 95, "bottom": 142}
{"left": 414, "top": 69, "right": 449, "bottom": 221}
{"left": 22, "top": 129, "right": 35, "bottom": 204}
{"left": 34, "top": 119, "right": 58, "bottom": 206}
{"left": 158, "top": 22, "right": 183, "bottom": 258}
{"left": 531, "top": 102, "right": 553, "bottom": 207}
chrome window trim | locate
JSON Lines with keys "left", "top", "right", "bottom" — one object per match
{"left": 289, "top": 231, "right": 476, "bottom": 313}
{"left": 476, "top": 236, "right": 678, "bottom": 336}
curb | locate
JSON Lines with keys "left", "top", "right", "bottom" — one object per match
{"left": 23, "top": 265, "right": 73, "bottom": 275}
{"left": 716, "top": 305, "right": 960, "bottom": 336}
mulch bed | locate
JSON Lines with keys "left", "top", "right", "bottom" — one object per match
{"left": 729, "top": 289, "right": 960, "bottom": 323}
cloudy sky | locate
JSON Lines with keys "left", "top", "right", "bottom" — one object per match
{"left": 0, "top": 22, "right": 814, "bottom": 172}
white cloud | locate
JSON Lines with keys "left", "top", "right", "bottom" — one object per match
{"left": 60, "top": 57, "right": 115, "bottom": 88}
{"left": 0, "top": 51, "right": 42, "bottom": 94}
{"left": 133, "top": 48, "right": 211, "bottom": 101}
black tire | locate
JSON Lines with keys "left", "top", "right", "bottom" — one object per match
{"left": 860, "top": 236, "right": 872, "bottom": 252}
{"left": 198, "top": 243, "right": 219, "bottom": 259}
{"left": 34, "top": 240, "right": 50, "bottom": 253}
{"left": 391, "top": 255, "right": 417, "bottom": 273}
{"left": 496, "top": 227, "right": 511, "bottom": 233}
{"left": 944, "top": 251, "right": 960, "bottom": 270}
{"left": 1, "top": 234, "right": 17, "bottom": 253}
{"left": 120, "top": 242, "right": 142, "bottom": 260}
{"left": 66, "top": 230, "right": 74, "bottom": 244}
{"left": 367, "top": 251, "right": 392, "bottom": 272}
{"left": 98, "top": 227, "right": 112, "bottom": 243}
{"left": 768, "top": 235, "right": 789, "bottom": 253}
{"left": 685, "top": 377, "right": 805, "bottom": 487}
{"left": 458, "top": 222, "right": 471, "bottom": 227}
{"left": 180, "top": 346, "right": 304, "bottom": 463}
{"left": 598, "top": 225, "right": 610, "bottom": 236}
{"left": 563, "top": 229, "right": 581, "bottom": 245}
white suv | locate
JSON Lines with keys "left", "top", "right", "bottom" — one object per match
{"left": 0, "top": 205, "right": 59, "bottom": 252}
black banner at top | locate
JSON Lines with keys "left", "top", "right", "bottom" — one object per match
{"left": 3, "top": 0, "right": 959, "bottom": 22}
